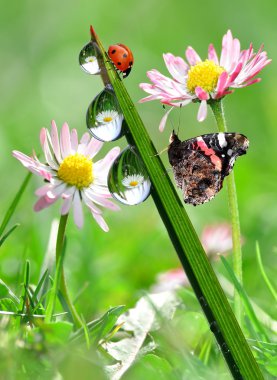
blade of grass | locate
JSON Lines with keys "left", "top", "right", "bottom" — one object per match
{"left": 256, "top": 242, "right": 277, "bottom": 303}
{"left": 32, "top": 269, "right": 49, "bottom": 305}
{"left": 0, "top": 224, "right": 20, "bottom": 247}
{"left": 90, "top": 26, "right": 264, "bottom": 380}
{"left": 20, "top": 260, "right": 30, "bottom": 314}
{"left": 0, "top": 172, "right": 31, "bottom": 238}
{"left": 0, "top": 279, "right": 20, "bottom": 304}
{"left": 221, "top": 256, "right": 269, "bottom": 342}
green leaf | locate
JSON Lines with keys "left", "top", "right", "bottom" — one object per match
{"left": 0, "top": 172, "right": 31, "bottom": 238}
{"left": 0, "top": 298, "right": 18, "bottom": 312}
{"left": 103, "top": 292, "right": 178, "bottom": 380}
{"left": 127, "top": 354, "right": 174, "bottom": 380}
{"left": 71, "top": 305, "right": 125, "bottom": 344}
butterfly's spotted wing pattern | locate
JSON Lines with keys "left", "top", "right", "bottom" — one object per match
{"left": 168, "top": 132, "right": 249, "bottom": 205}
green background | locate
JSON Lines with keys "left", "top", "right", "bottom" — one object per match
{"left": 0, "top": 0, "right": 276, "bottom": 318}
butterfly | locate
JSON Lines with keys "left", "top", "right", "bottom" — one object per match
{"left": 168, "top": 131, "right": 249, "bottom": 206}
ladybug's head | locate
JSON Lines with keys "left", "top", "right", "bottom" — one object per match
{"left": 122, "top": 67, "right": 132, "bottom": 78}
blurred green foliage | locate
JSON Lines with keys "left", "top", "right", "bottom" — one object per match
{"left": 0, "top": 0, "right": 276, "bottom": 370}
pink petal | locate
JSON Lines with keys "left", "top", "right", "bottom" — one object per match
{"left": 42, "top": 130, "right": 59, "bottom": 170}
{"left": 197, "top": 100, "right": 208, "bottom": 122}
{"left": 159, "top": 107, "right": 173, "bottom": 132}
{"left": 195, "top": 87, "right": 209, "bottom": 101}
{"left": 94, "top": 147, "right": 120, "bottom": 174}
{"left": 78, "top": 133, "right": 92, "bottom": 154}
{"left": 35, "top": 183, "right": 53, "bottom": 196}
{"left": 40, "top": 128, "right": 47, "bottom": 150}
{"left": 82, "top": 192, "right": 103, "bottom": 214}
{"left": 60, "top": 122, "right": 71, "bottom": 158}
{"left": 34, "top": 195, "right": 57, "bottom": 212}
{"left": 215, "top": 71, "right": 229, "bottom": 99}
{"left": 185, "top": 46, "right": 201, "bottom": 66}
{"left": 86, "top": 193, "right": 120, "bottom": 211}
{"left": 47, "top": 182, "right": 67, "bottom": 199}
{"left": 208, "top": 44, "right": 219, "bottom": 65}
{"left": 13, "top": 150, "right": 53, "bottom": 180}
{"left": 61, "top": 197, "right": 72, "bottom": 215}
{"left": 163, "top": 53, "right": 188, "bottom": 83}
{"left": 72, "top": 191, "right": 84, "bottom": 228}
{"left": 162, "top": 99, "right": 192, "bottom": 107}
{"left": 84, "top": 137, "right": 104, "bottom": 159}
{"left": 51, "top": 120, "right": 62, "bottom": 163}
{"left": 220, "top": 30, "right": 234, "bottom": 69}
{"left": 228, "top": 62, "right": 243, "bottom": 84}
{"left": 70, "top": 129, "right": 78, "bottom": 154}
{"left": 92, "top": 213, "right": 109, "bottom": 232}
{"left": 139, "top": 94, "right": 162, "bottom": 103}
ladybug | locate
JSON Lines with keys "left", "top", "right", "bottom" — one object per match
{"left": 108, "top": 43, "right": 134, "bottom": 78}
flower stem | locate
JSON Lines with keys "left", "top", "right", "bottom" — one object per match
{"left": 210, "top": 99, "right": 243, "bottom": 325}
{"left": 56, "top": 214, "right": 83, "bottom": 329}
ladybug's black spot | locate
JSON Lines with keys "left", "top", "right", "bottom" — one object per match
{"left": 123, "top": 53, "right": 127, "bottom": 58}
{"left": 129, "top": 61, "right": 133, "bottom": 66}
{"left": 111, "top": 49, "right": 116, "bottom": 54}
{"left": 117, "top": 62, "right": 122, "bottom": 66}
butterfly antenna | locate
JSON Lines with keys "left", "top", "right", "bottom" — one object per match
{"left": 151, "top": 146, "right": 168, "bottom": 157}
{"left": 177, "top": 103, "right": 182, "bottom": 135}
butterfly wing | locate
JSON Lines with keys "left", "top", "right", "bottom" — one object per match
{"left": 168, "top": 132, "right": 249, "bottom": 205}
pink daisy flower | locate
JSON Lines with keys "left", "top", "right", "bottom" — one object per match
{"left": 13, "top": 121, "right": 120, "bottom": 231}
{"left": 139, "top": 30, "right": 271, "bottom": 130}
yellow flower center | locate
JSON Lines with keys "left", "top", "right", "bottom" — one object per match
{"left": 187, "top": 60, "right": 225, "bottom": 94}
{"left": 129, "top": 181, "right": 139, "bottom": 187}
{"left": 57, "top": 153, "right": 93, "bottom": 189}
{"left": 103, "top": 116, "right": 113, "bottom": 122}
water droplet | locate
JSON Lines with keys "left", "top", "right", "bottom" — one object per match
{"left": 86, "top": 85, "right": 126, "bottom": 142}
{"left": 79, "top": 41, "right": 101, "bottom": 75}
{"left": 108, "top": 146, "right": 151, "bottom": 205}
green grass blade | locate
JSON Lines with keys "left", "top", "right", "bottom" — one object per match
{"left": 221, "top": 256, "right": 269, "bottom": 342}
{"left": 0, "top": 224, "right": 20, "bottom": 247}
{"left": 0, "top": 172, "right": 31, "bottom": 238}
{"left": 90, "top": 26, "right": 264, "bottom": 380}
{"left": 32, "top": 269, "right": 49, "bottom": 304}
{"left": 256, "top": 241, "right": 277, "bottom": 302}
{"left": 0, "top": 279, "right": 20, "bottom": 304}
{"left": 20, "top": 260, "right": 30, "bottom": 314}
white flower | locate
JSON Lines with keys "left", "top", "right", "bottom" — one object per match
{"left": 13, "top": 121, "right": 120, "bottom": 231}
{"left": 140, "top": 30, "right": 271, "bottom": 129}
{"left": 112, "top": 174, "right": 151, "bottom": 205}
{"left": 93, "top": 110, "right": 124, "bottom": 141}
{"left": 121, "top": 174, "right": 145, "bottom": 188}
{"left": 82, "top": 55, "right": 100, "bottom": 75}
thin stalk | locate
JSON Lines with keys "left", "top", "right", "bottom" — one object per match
{"left": 210, "top": 100, "right": 243, "bottom": 325}
{"left": 45, "top": 214, "right": 82, "bottom": 328}
{"left": 90, "top": 26, "right": 263, "bottom": 379}
{"left": 56, "top": 214, "right": 83, "bottom": 329}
